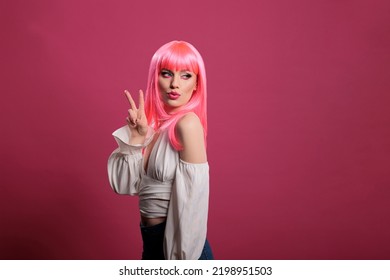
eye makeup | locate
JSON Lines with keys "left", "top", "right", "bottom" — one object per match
{"left": 160, "top": 69, "right": 194, "bottom": 80}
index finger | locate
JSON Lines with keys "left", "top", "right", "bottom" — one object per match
{"left": 124, "top": 90, "right": 137, "bottom": 110}
{"left": 138, "top": 90, "right": 145, "bottom": 111}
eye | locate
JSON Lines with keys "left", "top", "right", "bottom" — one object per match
{"left": 160, "top": 70, "right": 173, "bottom": 78}
{"left": 181, "top": 73, "right": 192, "bottom": 80}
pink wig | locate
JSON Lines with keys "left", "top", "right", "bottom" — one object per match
{"left": 144, "top": 41, "right": 207, "bottom": 150}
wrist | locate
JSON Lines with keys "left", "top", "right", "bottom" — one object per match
{"left": 129, "top": 131, "right": 146, "bottom": 145}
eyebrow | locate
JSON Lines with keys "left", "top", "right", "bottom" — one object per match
{"left": 161, "top": 68, "right": 192, "bottom": 73}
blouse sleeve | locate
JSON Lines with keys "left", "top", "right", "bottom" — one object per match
{"left": 107, "top": 125, "right": 154, "bottom": 195}
{"left": 164, "top": 159, "right": 210, "bottom": 260}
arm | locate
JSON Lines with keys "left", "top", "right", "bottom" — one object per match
{"left": 107, "top": 90, "right": 152, "bottom": 195}
{"left": 176, "top": 112, "right": 207, "bottom": 163}
{"left": 164, "top": 113, "right": 209, "bottom": 260}
{"left": 107, "top": 125, "right": 154, "bottom": 195}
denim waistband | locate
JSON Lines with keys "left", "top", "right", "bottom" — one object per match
{"left": 139, "top": 221, "right": 214, "bottom": 260}
{"left": 140, "top": 221, "right": 166, "bottom": 235}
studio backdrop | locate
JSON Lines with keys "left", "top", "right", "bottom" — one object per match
{"left": 1, "top": 0, "right": 390, "bottom": 259}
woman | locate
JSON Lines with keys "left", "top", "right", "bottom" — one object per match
{"left": 107, "top": 41, "right": 213, "bottom": 260}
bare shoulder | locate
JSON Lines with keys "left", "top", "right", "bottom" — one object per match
{"left": 176, "top": 112, "right": 207, "bottom": 163}
{"left": 176, "top": 112, "right": 203, "bottom": 134}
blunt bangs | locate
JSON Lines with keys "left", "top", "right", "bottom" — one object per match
{"left": 158, "top": 43, "right": 199, "bottom": 75}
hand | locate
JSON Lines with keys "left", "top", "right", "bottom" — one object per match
{"left": 124, "top": 89, "right": 148, "bottom": 137}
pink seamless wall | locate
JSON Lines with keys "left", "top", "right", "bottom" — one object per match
{"left": 1, "top": 0, "right": 390, "bottom": 259}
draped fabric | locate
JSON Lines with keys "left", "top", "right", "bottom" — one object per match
{"left": 107, "top": 125, "right": 209, "bottom": 259}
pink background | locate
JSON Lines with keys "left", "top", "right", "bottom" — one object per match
{"left": 1, "top": 0, "right": 390, "bottom": 259}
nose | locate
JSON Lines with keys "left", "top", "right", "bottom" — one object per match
{"left": 170, "top": 74, "right": 180, "bottom": 89}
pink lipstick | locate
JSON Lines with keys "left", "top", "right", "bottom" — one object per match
{"left": 167, "top": 91, "right": 181, "bottom": 100}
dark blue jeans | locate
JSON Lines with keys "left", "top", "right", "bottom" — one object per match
{"left": 140, "top": 221, "right": 214, "bottom": 260}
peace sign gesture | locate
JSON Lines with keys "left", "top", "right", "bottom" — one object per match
{"left": 124, "top": 89, "right": 148, "bottom": 137}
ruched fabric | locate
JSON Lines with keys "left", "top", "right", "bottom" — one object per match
{"left": 107, "top": 125, "right": 209, "bottom": 260}
{"left": 138, "top": 174, "right": 172, "bottom": 218}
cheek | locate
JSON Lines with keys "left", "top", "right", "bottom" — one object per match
{"left": 186, "top": 81, "right": 197, "bottom": 92}
{"left": 185, "top": 88, "right": 195, "bottom": 101}
{"left": 157, "top": 79, "right": 164, "bottom": 89}
{"left": 158, "top": 77, "right": 169, "bottom": 89}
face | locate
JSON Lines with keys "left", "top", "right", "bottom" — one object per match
{"left": 158, "top": 68, "right": 197, "bottom": 113}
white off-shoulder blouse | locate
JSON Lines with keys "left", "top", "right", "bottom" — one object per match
{"left": 107, "top": 125, "right": 209, "bottom": 260}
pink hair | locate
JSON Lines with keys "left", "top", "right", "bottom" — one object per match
{"left": 144, "top": 41, "right": 207, "bottom": 150}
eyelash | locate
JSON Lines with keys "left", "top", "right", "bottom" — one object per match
{"left": 161, "top": 70, "right": 172, "bottom": 78}
{"left": 161, "top": 71, "right": 192, "bottom": 79}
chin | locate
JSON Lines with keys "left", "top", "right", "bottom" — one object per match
{"left": 164, "top": 104, "right": 183, "bottom": 113}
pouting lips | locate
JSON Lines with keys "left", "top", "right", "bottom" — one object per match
{"left": 167, "top": 92, "right": 181, "bottom": 100}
